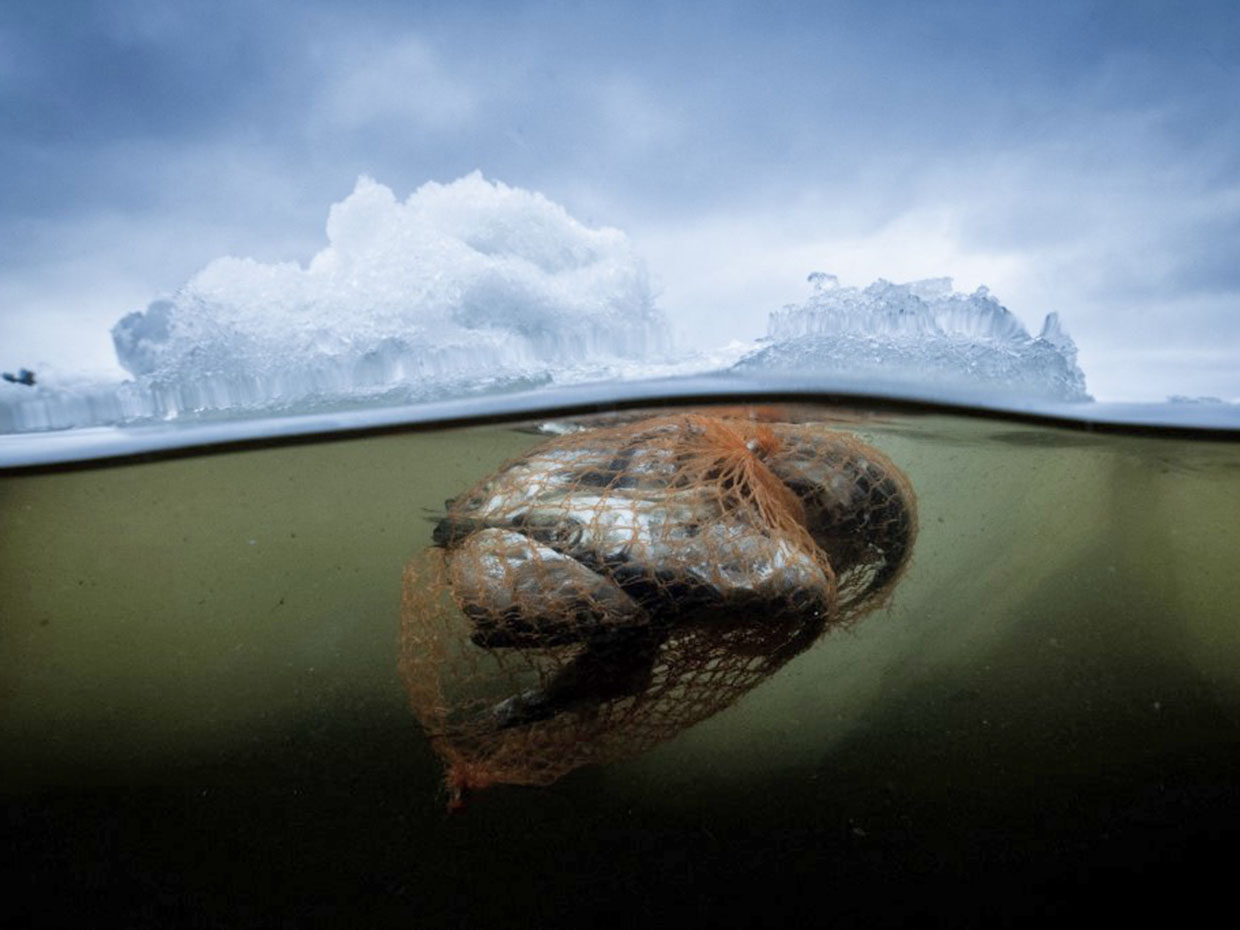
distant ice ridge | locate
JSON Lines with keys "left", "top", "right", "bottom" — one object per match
{"left": 732, "top": 274, "right": 1090, "bottom": 402}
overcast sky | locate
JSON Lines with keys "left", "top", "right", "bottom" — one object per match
{"left": 2, "top": 0, "right": 1238, "bottom": 400}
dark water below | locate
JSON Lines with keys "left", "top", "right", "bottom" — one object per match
{"left": 2, "top": 402, "right": 1239, "bottom": 927}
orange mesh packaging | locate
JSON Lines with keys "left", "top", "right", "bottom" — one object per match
{"left": 399, "top": 411, "right": 917, "bottom": 807}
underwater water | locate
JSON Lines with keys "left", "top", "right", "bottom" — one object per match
{"left": 2, "top": 401, "right": 1239, "bottom": 927}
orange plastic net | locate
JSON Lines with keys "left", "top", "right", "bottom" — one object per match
{"left": 399, "top": 412, "right": 916, "bottom": 806}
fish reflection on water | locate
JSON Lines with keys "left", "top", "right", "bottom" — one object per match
{"left": 400, "top": 411, "right": 918, "bottom": 805}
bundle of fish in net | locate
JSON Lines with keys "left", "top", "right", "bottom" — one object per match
{"left": 400, "top": 411, "right": 917, "bottom": 806}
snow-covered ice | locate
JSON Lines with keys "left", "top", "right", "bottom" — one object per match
{"left": 1, "top": 175, "right": 1093, "bottom": 434}
{"left": 113, "top": 173, "right": 668, "bottom": 387}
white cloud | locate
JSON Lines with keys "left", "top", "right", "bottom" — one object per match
{"left": 594, "top": 76, "right": 683, "bottom": 157}
{"left": 316, "top": 35, "right": 477, "bottom": 132}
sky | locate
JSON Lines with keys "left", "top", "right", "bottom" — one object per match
{"left": 2, "top": 0, "right": 1238, "bottom": 401}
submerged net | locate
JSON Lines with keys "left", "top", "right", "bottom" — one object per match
{"left": 400, "top": 411, "right": 916, "bottom": 805}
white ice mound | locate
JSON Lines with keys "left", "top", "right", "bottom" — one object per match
{"left": 732, "top": 274, "right": 1090, "bottom": 402}
{"left": 0, "top": 183, "right": 1098, "bottom": 436}
{"left": 107, "top": 173, "right": 668, "bottom": 416}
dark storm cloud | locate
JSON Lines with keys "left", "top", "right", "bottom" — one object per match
{"left": 6, "top": 2, "right": 1237, "bottom": 194}
{"left": 2, "top": 4, "right": 290, "bottom": 202}
{"left": 7, "top": 0, "right": 1235, "bottom": 213}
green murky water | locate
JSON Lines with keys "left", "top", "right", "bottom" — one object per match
{"left": 3, "top": 405, "right": 1239, "bottom": 926}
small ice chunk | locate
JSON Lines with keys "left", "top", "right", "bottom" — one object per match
{"left": 734, "top": 276, "right": 1091, "bottom": 402}
{"left": 1166, "top": 395, "right": 1228, "bottom": 405}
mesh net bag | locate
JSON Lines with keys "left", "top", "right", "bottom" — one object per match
{"left": 400, "top": 411, "right": 917, "bottom": 807}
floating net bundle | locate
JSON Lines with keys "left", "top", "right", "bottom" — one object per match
{"left": 400, "top": 412, "right": 916, "bottom": 806}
